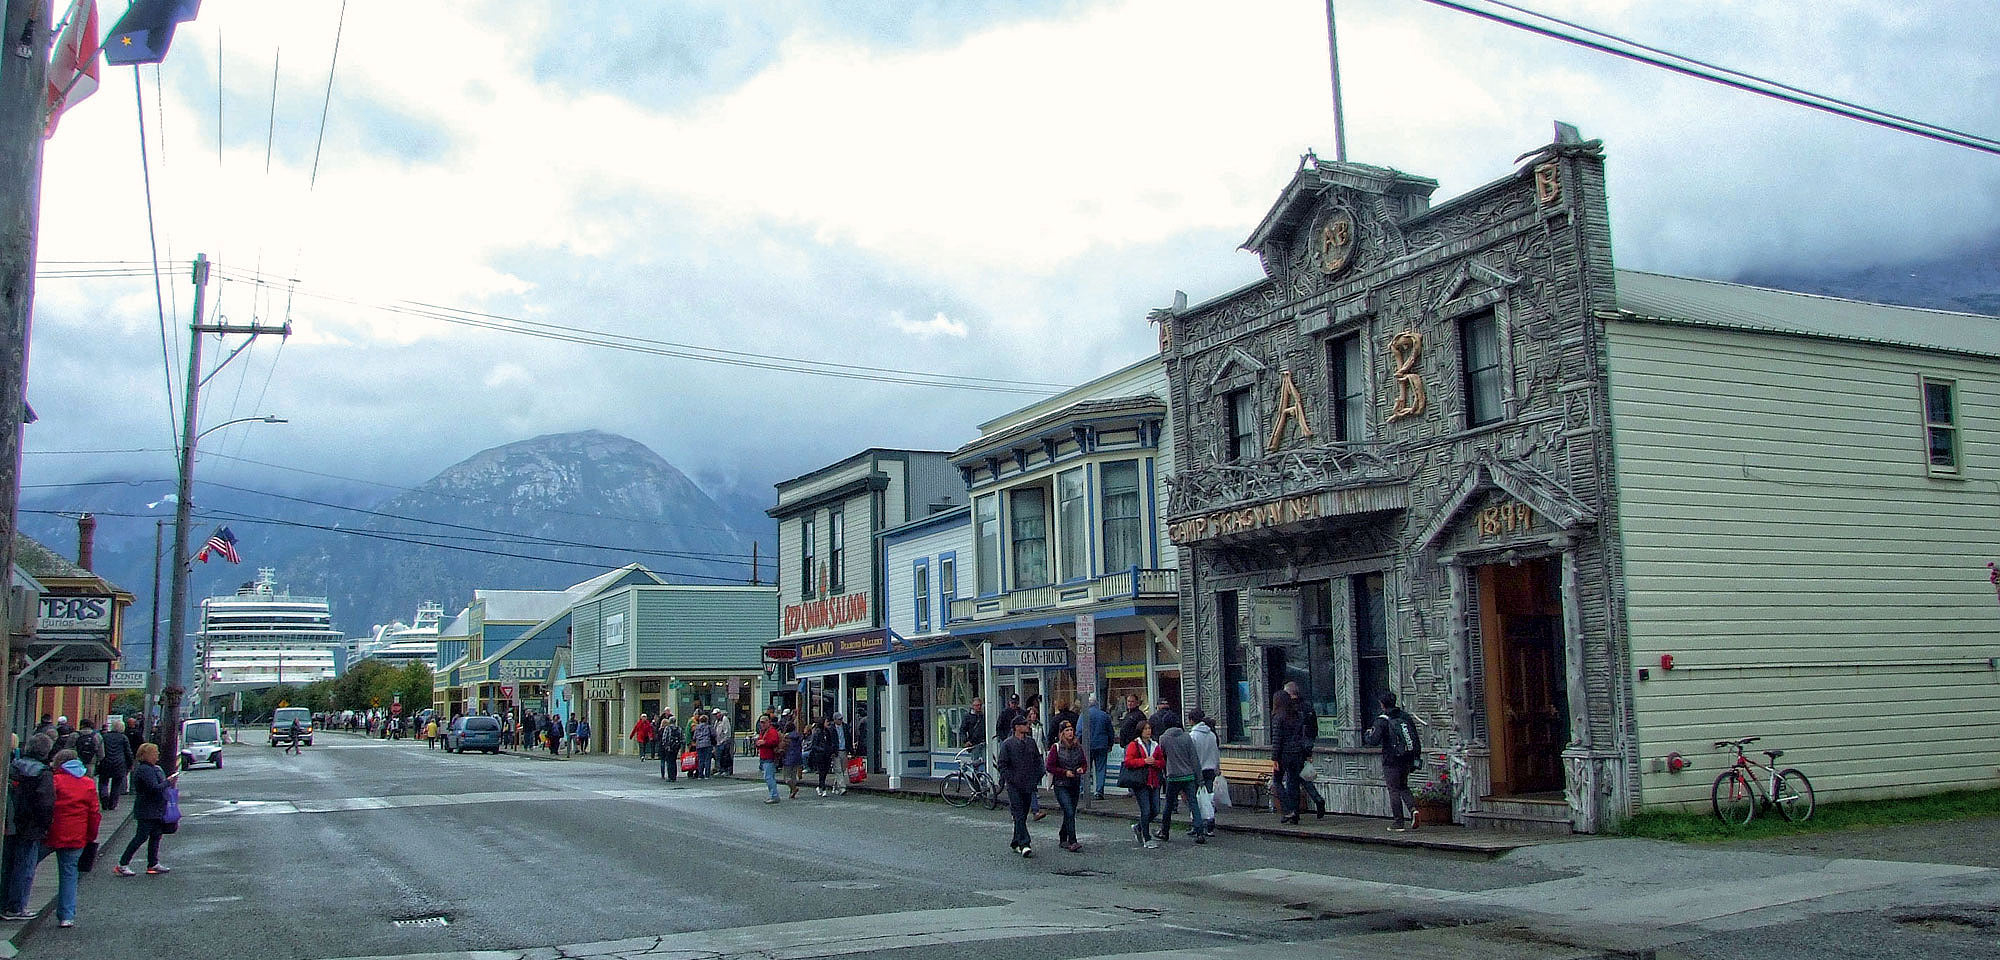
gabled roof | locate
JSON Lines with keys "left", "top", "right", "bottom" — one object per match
{"left": 13, "top": 533, "right": 130, "bottom": 598}
{"left": 1614, "top": 270, "right": 2000, "bottom": 361}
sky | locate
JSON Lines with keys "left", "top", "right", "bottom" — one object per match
{"left": 23, "top": 0, "right": 2000, "bottom": 512}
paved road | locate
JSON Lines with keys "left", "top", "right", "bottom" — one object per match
{"left": 43, "top": 734, "right": 2000, "bottom": 960}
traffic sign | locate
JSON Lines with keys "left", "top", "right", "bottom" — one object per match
{"left": 371, "top": 697, "right": 381, "bottom": 707}
{"left": 391, "top": 702, "right": 403, "bottom": 715}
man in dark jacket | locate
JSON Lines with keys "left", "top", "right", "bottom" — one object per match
{"left": 994, "top": 695, "right": 1024, "bottom": 741}
{"left": 98, "top": 717, "right": 134, "bottom": 810}
{"left": 1115, "top": 695, "right": 1146, "bottom": 747}
{"left": 957, "top": 698, "right": 987, "bottom": 754}
{"left": 1284, "top": 681, "right": 1328, "bottom": 818}
{"left": 1147, "top": 698, "right": 1183, "bottom": 739}
{"left": 1366, "top": 691, "right": 1423, "bottom": 831}
{"left": 994, "top": 718, "right": 1043, "bottom": 857}
{"left": 2, "top": 735, "right": 57, "bottom": 920}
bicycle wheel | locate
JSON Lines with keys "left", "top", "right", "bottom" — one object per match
{"left": 982, "top": 776, "right": 1001, "bottom": 810}
{"left": 1711, "top": 769, "right": 1757, "bottom": 826}
{"left": 940, "top": 772, "right": 974, "bottom": 807}
{"left": 1773, "top": 768, "right": 1816, "bottom": 822}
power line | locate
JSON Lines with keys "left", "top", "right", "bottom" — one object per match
{"left": 1422, "top": 0, "right": 2000, "bottom": 156}
{"left": 308, "top": 0, "right": 348, "bottom": 189}
{"left": 131, "top": 70, "right": 181, "bottom": 451}
{"left": 196, "top": 478, "right": 761, "bottom": 565}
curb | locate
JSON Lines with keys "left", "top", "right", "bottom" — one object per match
{"left": 1, "top": 801, "right": 137, "bottom": 956}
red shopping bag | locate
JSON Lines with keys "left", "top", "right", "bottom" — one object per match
{"left": 679, "top": 750, "right": 697, "bottom": 772}
{"left": 846, "top": 756, "right": 867, "bottom": 784}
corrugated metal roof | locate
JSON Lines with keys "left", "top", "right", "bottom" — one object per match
{"left": 1614, "top": 270, "right": 2000, "bottom": 360}
{"left": 475, "top": 588, "right": 571, "bottom": 623}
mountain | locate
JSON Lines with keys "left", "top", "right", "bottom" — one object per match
{"left": 280, "top": 430, "right": 763, "bottom": 634}
{"left": 1736, "top": 239, "right": 2000, "bottom": 316}
{"left": 18, "top": 431, "right": 769, "bottom": 665}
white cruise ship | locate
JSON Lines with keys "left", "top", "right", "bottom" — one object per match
{"left": 348, "top": 601, "right": 443, "bottom": 669}
{"left": 195, "top": 568, "right": 344, "bottom": 697}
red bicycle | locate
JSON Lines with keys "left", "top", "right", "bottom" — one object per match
{"left": 1710, "top": 737, "right": 1816, "bottom": 826}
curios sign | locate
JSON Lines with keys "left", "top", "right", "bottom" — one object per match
{"left": 36, "top": 594, "right": 113, "bottom": 635}
{"left": 782, "top": 591, "right": 869, "bottom": 637}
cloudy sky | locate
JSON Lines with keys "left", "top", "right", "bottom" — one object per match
{"left": 24, "top": 0, "right": 2000, "bottom": 509}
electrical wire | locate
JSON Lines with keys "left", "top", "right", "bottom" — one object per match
{"left": 1422, "top": 0, "right": 2000, "bottom": 156}
{"left": 309, "top": 0, "right": 347, "bottom": 189}
{"left": 131, "top": 71, "right": 182, "bottom": 451}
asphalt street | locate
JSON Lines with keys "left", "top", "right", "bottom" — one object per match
{"left": 38, "top": 734, "right": 2000, "bottom": 960}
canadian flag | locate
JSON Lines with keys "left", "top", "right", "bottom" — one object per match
{"left": 45, "top": 0, "right": 101, "bottom": 139}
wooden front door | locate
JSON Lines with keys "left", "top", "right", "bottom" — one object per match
{"left": 1478, "top": 558, "right": 1569, "bottom": 797}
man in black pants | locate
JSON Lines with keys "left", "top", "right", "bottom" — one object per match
{"left": 1367, "top": 692, "right": 1423, "bottom": 831}
{"left": 1283, "top": 681, "right": 1328, "bottom": 818}
{"left": 995, "top": 718, "right": 1043, "bottom": 858}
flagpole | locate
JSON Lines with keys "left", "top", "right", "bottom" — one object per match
{"left": 1326, "top": 0, "right": 1347, "bottom": 162}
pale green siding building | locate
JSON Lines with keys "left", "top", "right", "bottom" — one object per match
{"left": 1608, "top": 271, "right": 2000, "bottom": 809}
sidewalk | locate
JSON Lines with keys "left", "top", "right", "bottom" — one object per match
{"left": 468, "top": 739, "right": 1562, "bottom": 856}
{"left": 0, "top": 800, "right": 136, "bottom": 957}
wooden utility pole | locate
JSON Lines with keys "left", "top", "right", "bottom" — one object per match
{"left": 157, "top": 255, "right": 288, "bottom": 774}
{"left": 0, "top": 0, "right": 54, "bottom": 773}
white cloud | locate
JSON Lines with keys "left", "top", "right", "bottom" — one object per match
{"left": 890, "top": 311, "right": 968, "bottom": 339}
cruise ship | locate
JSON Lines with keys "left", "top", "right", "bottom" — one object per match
{"left": 348, "top": 601, "right": 443, "bottom": 669}
{"left": 195, "top": 568, "right": 343, "bottom": 700}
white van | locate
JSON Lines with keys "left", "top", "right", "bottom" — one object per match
{"left": 181, "top": 718, "right": 223, "bottom": 769}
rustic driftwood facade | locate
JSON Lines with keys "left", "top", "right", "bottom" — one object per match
{"left": 1162, "top": 132, "right": 1633, "bottom": 832}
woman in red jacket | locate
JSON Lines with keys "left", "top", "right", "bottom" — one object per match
{"left": 630, "top": 715, "right": 655, "bottom": 760}
{"left": 1122, "top": 721, "right": 1164, "bottom": 848}
{"left": 45, "top": 748, "right": 101, "bottom": 929}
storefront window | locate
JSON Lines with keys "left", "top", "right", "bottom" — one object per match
{"left": 1100, "top": 460, "right": 1142, "bottom": 573}
{"left": 1010, "top": 486, "right": 1049, "bottom": 588}
{"left": 899, "top": 662, "right": 927, "bottom": 750}
{"left": 1297, "top": 581, "right": 1339, "bottom": 740}
{"left": 673, "top": 679, "right": 754, "bottom": 742}
{"left": 974, "top": 495, "right": 1000, "bottom": 595}
{"left": 932, "top": 662, "right": 977, "bottom": 749}
{"left": 1057, "top": 467, "right": 1088, "bottom": 581}
{"left": 1353, "top": 572, "right": 1388, "bottom": 729}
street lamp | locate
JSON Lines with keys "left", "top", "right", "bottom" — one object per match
{"left": 197, "top": 415, "right": 287, "bottom": 441}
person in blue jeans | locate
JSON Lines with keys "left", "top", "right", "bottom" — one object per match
{"left": 2, "top": 735, "right": 56, "bottom": 921}
{"left": 1084, "top": 695, "right": 1113, "bottom": 799}
{"left": 754, "top": 717, "right": 783, "bottom": 803}
{"left": 45, "top": 750, "right": 100, "bottom": 928}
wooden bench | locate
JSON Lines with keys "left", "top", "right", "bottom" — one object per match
{"left": 1215, "top": 755, "right": 1274, "bottom": 812}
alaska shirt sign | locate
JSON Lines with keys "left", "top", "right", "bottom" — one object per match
{"left": 782, "top": 590, "right": 869, "bottom": 637}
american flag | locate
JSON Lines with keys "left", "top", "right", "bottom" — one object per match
{"left": 199, "top": 526, "right": 241, "bottom": 564}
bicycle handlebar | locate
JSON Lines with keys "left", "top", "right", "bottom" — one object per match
{"left": 1711, "top": 736, "right": 1761, "bottom": 749}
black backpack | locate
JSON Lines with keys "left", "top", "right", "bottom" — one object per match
{"left": 1384, "top": 712, "right": 1423, "bottom": 769}
{"left": 75, "top": 731, "right": 99, "bottom": 765}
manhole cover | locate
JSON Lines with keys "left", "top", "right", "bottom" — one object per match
{"left": 391, "top": 915, "right": 450, "bottom": 928}
{"left": 820, "top": 881, "right": 881, "bottom": 890}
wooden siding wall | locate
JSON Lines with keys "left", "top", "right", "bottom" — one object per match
{"left": 885, "top": 521, "right": 972, "bottom": 637}
{"left": 1607, "top": 319, "right": 2000, "bottom": 807}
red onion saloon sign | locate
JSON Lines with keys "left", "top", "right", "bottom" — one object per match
{"left": 782, "top": 590, "right": 869, "bottom": 637}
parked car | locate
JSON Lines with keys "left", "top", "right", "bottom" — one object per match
{"left": 269, "top": 706, "right": 314, "bottom": 747}
{"left": 181, "top": 718, "right": 223, "bottom": 769}
{"left": 446, "top": 715, "right": 502, "bottom": 754}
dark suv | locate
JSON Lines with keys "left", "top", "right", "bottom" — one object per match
{"left": 446, "top": 715, "right": 502, "bottom": 754}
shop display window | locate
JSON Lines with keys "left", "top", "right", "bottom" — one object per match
{"left": 931, "top": 662, "right": 977, "bottom": 749}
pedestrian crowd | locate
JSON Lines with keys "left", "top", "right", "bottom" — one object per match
{"left": 4, "top": 712, "right": 181, "bottom": 931}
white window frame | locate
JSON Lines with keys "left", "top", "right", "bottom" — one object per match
{"left": 1920, "top": 375, "right": 1962, "bottom": 477}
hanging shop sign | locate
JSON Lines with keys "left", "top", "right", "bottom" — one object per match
{"left": 797, "top": 631, "right": 890, "bottom": 663}
{"left": 782, "top": 590, "right": 870, "bottom": 637}
{"left": 584, "top": 678, "right": 618, "bottom": 700}
{"left": 35, "top": 593, "right": 114, "bottom": 636}
{"left": 108, "top": 670, "right": 148, "bottom": 689}
{"left": 32, "top": 660, "right": 111, "bottom": 687}
{"left": 989, "top": 647, "right": 1071, "bottom": 669}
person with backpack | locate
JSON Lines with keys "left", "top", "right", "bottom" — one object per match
{"left": 658, "top": 712, "right": 685, "bottom": 781}
{"left": 1366, "top": 691, "right": 1424, "bottom": 831}
{"left": 73, "top": 720, "right": 101, "bottom": 778}
{"left": 97, "top": 718, "right": 132, "bottom": 811}
{"left": 691, "top": 714, "right": 714, "bottom": 779}
{"left": 2, "top": 735, "right": 57, "bottom": 920}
